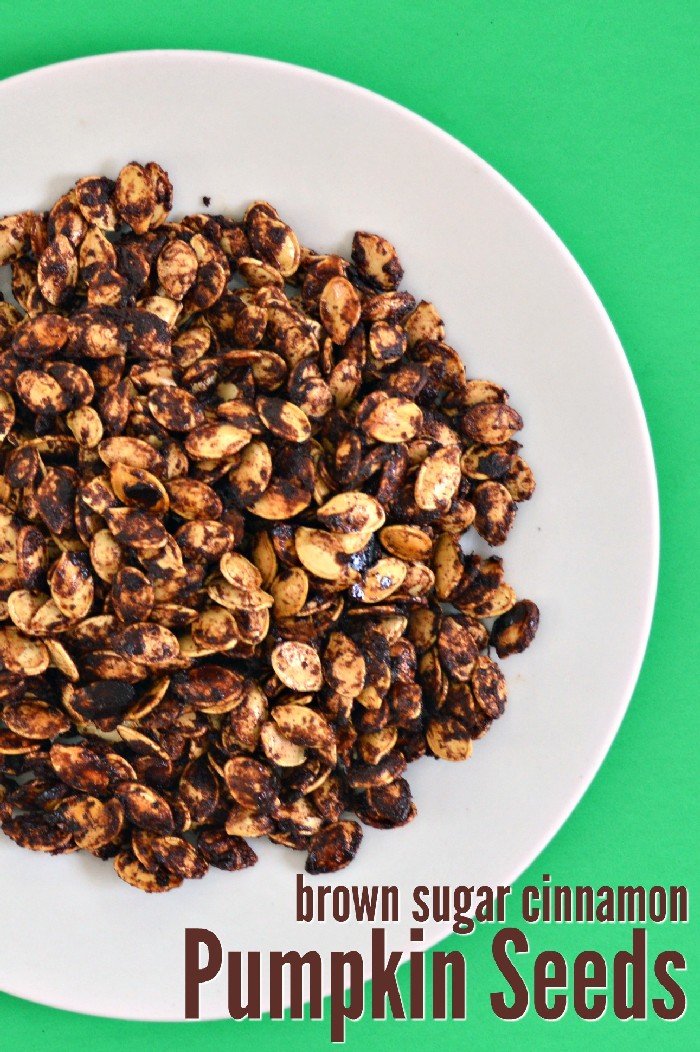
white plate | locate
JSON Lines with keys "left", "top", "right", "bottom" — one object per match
{"left": 0, "top": 51, "right": 658, "bottom": 1020}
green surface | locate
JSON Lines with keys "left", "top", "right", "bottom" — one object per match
{"left": 0, "top": 1, "right": 697, "bottom": 1049}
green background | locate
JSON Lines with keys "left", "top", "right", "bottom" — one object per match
{"left": 0, "top": 1, "right": 697, "bottom": 1048}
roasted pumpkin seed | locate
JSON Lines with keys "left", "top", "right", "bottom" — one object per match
{"left": 0, "top": 161, "right": 537, "bottom": 887}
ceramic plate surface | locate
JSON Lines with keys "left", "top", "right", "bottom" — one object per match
{"left": 0, "top": 51, "right": 658, "bottom": 1020}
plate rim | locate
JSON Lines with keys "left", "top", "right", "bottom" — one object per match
{"left": 0, "top": 48, "right": 660, "bottom": 1019}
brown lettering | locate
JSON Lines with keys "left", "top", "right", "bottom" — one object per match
{"left": 652, "top": 951, "right": 687, "bottom": 1020}
{"left": 330, "top": 950, "right": 364, "bottom": 1042}
{"left": 533, "top": 950, "right": 567, "bottom": 1020}
{"left": 184, "top": 928, "right": 222, "bottom": 1019}
{"left": 433, "top": 949, "right": 467, "bottom": 1019}
{"left": 370, "top": 927, "right": 405, "bottom": 1018}
{"left": 573, "top": 950, "right": 607, "bottom": 1020}
{"left": 296, "top": 873, "right": 313, "bottom": 921}
{"left": 270, "top": 950, "right": 323, "bottom": 1019}
{"left": 409, "top": 928, "right": 424, "bottom": 1019}
{"left": 491, "top": 927, "right": 529, "bottom": 1019}
{"left": 227, "top": 951, "right": 261, "bottom": 1020}
{"left": 522, "top": 886, "right": 539, "bottom": 922}
{"left": 613, "top": 928, "right": 647, "bottom": 1019}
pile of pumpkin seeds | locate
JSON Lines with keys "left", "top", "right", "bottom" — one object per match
{"left": 0, "top": 163, "right": 539, "bottom": 890}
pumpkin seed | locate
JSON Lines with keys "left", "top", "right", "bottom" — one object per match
{"left": 271, "top": 642, "right": 323, "bottom": 692}
{"left": 0, "top": 161, "right": 537, "bottom": 889}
